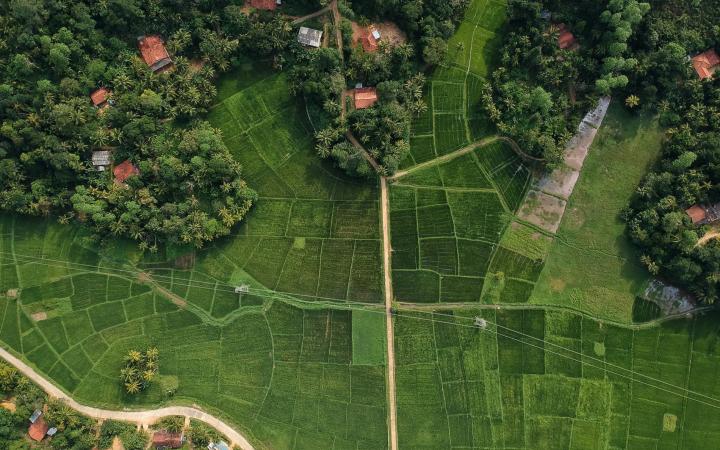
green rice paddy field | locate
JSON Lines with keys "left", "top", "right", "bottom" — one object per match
{"left": 0, "top": 0, "right": 719, "bottom": 449}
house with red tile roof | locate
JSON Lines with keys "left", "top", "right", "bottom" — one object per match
{"left": 90, "top": 87, "right": 112, "bottom": 108}
{"left": 152, "top": 431, "right": 184, "bottom": 449}
{"left": 247, "top": 0, "right": 279, "bottom": 10}
{"left": 113, "top": 160, "right": 140, "bottom": 185}
{"left": 692, "top": 49, "right": 720, "bottom": 80}
{"left": 353, "top": 87, "right": 378, "bottom": 109}
{"left": 138, "top": 35, "right": 174, "bottom": 73}
{"left": 28, "top": 417, "right": 48, "bottom": 441}
{"left": 556, "top": 23, "right": 579, "bottom": 51}
{"left": 686, "top": 203, "right": 720, "bottom": 225}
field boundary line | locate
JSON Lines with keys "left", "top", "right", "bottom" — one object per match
{"left": 0, "top": 346, "right": 257, "bottom": 450}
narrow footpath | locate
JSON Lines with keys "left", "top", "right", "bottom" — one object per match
{"left": 0, "top": 347, "right": 255, "bottom": 450}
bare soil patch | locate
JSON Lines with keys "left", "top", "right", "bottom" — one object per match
{"left": 516, "top": 190, "right": 567, "bottom": 234}
{"left": 536, "top": 165, "right": 579, "bottom": 200}
{"left": 350, "top": 21, "right": 406, "bottom": 48}
{"left": 549, "top": 278, "right": 566, "bottom": 292}
{"left": 6, "top": 289, "right": 17, "bottom": 298}
{"left": 31, "top": 312, "right": 48, "bottom": 322}
{"left": 1, "top": 399, "right": 16, "bottom": 412}
{"left": 111, "top": 436, "right": 125, "bottom": 450}
{"left": 189, "top": 59, "right": 205, "bottom": 73}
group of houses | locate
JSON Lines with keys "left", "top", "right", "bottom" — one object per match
{"left": 88, "top": 34, "right": 173, "bottom": 184}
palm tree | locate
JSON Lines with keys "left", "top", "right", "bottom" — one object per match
{"left": 126, "top": 350, "right": 142, "bottom": 364}
{"left": 125, "top": 380, "right": 141, "bottom": 395}
{"left": 625, "top": 95, "right": 640, "bottom": 108}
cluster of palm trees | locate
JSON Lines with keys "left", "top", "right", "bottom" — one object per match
{"left": 120, "top": 347, "right": 159, "bottom": 395}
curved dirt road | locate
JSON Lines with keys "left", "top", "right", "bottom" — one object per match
{"left": 0, "top": 347, "right": 255, "bottom": 450}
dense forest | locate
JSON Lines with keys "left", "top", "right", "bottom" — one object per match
{"left": 622, "top": 0, "right": 720, "bottom": 302}
{"left": 0, "top": 0, "right": 308, "bottom": 250}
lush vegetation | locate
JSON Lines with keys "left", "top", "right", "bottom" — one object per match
{"left": 0, "top": 0, "right": 309, "bottom": 249}
{"left": 532, "top": 105, "right": 663, "bottom": 322}
{"left": 480, "top": 0, "right": 649, "bottom": 165}
{"left": 120, "top": 347, "right": 159, "bottom": 394}
{"left": 620, "top": 0, "right": 720, "bottom": 302}
{"left": 291, "top": 0, "right": 472, "bottom": 177}
{"left": 395, "top": 307, "right": 720, "bottom": 449}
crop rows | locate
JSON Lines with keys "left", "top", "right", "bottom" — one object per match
{"left": 395, "top": 307, "right": 720, "bottom": 449}
{"left": 390, "top": 142, "right": 533, "bottom": 303}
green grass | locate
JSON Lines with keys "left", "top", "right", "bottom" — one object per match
{"left": 0, "top": 61, "right": 389, "bottom": 450}
{"left": 351, "top": 310, "right": 386, "bottom": 365}
{"left": 395, "top": 307, "right": 720, "bottom": 449}
{"left": 531, "top": 106, "right": 663, "bottom": 322}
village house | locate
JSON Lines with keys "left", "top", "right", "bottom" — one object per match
{"left": 138, "top": 35, "right": 174, "bottom": 73}
{"left": 113, "top": 160, "right": 140, "bottom": 185}
{"left": 692, "top": 49, "right": 720, "bottom": 80}
{"left": 28, "top": 409, "right": 48, "bottom": 442}
{"left": 152, "top": 430, "right": 184, "bottom": 449}
{"left": 246, "top": 0, "right": 281, "bottom": 10}
{"left": 92, "top": 149, "right": 112, "bottom": 172}
{"left": 556, "top": 23, "right": 579, "bottom": 51}
{"left": 355, "top": 26, "right": 381, "bottom": 53}
{"left": 297, "top": 26, "right": 323, "bottom": 48}
{"left": 685, "top": 203, "right": 720, "bottom": 225}
{"left": 353, "top": 87, "right": 378, "bottom": 109}
{"left": 90, "top": 87, "right": 112, "bottom": 110}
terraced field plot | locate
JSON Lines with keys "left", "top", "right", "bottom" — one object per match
{"left": 198, "top": 70, "right": 383, "bottom": 306}
{"left": 395, "top": 308, "right": 720, "bottom": 449}
{"left": 0, "top": 63, "right": 389, "bottom": 450}
{"left": 390, "top": 141, "right": 533, "bottom": 304}
{"left": 402, "top": 0, "right": 505, "bottom": 169}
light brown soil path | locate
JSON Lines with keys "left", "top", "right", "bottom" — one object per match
{"left": 291, "top": 4, "right": 332, "bottom": 25}
{"left": 0, "top": 347, "right": 256, "bottom": 450}
{"left": 388, "top": 135, "right": 537, "bottom": 182}
{"left": 380, "top": 176, "right": 398, "bottom": 450}
{"left": 346, "top": 131, "right": 381, "bottom": 172}
{"left": 696, "top": 227, "right": 720, "bottom": 247}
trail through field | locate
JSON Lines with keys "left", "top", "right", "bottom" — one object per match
{"left": 390, "top": 135, "right": 534, "bottom": 181}
{"left": 0, "top": 347, "right": 256, "bottom": 450}
{"left": 380, "top": 176, "right": 399, "bottom": 450}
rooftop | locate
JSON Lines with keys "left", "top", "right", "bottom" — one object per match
{"left": 692, "top": 49, "right": 720, "bottom": 80}
{"left": 298, "top": 26, "right": 323, "bottom": 48}
{"left": 138, "top": 35, "right": 174, "bottom": 73}
{"left": 354, "top": 87, "right": 378, "bottom": 109}
{"left": 556, "top": 24, "right": 579, "bottom": 51}
{"left": 247, "top": 0, "right": 277, "bottom": 10}
{"left": 113, "top": 160, "right": 140, "bottom": 184}
{"left": 28, "top": 417, "right": 48, "bottom": 441}
{"left": 90, "top": 87, "right": 111, "bottom": 107}
{"left": 152, "top": 431, "right": 183, "bottom": 448}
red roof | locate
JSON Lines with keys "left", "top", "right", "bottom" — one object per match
{"left": 686, "top": 205, "right": 707, "bottom": 224}
{"left": 556, "top": 24, "right": 578, "bottom": 50}
{"left": 152, "top": 431, "right": 183, "bottom": 448}
{"left": 692, "top": 49, "right": 720, "bottom": 80}
{"left": 247, "top": 0, "right": 277, "bottom": 10}
{"left": 90, "top": 88, "right": 111, "bottom": 107}
{"left": 138, "top": 36, "right": 173, "bottom": 72}
{"left": 28, "top": 418, "right": 48, "bottom": 441}
{"left": 113, "top": 160, "right": 140, "bottom": 184}
{"left": 354, "top": 87, "right": 378, "bottom": 109}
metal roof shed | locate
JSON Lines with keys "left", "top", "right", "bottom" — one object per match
{"left": 298, "top": 26, "right": 323, "bottom": 48}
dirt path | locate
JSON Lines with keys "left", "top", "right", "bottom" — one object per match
{"left": 380, "top": 177, "right": 398, "bottom": 450}
{"left": 390, "top": 136, "right": 499, "bottom": 181}
{"left": 696, "top": 227, "right": 720, "bottom": 247}
{"left": 0, "top": 347, "right": 255, "bottom": 450}
{"left": 346, "top": 131, "right": 381, "bottom": 172}
{"left": 291, "top": 4, "right": 331, "bottom": 25}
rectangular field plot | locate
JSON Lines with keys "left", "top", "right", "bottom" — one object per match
{"left": 408, "top": 135, "right": 436, "bottom": 165}
{"left": 396, "top": 308, "right": 720, "bottom": 450}
{"left": 352, "top": 309, "right": 386, "bottom": 365}
{"left": 433, "top": 82, "right": 465, "bottom": 113}
{"left": 434, "top": 114, "right": 468, "bottom": 155}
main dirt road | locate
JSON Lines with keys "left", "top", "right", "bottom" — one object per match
{"left": 0, "top": 347, "right": 255, "bottom": 450}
